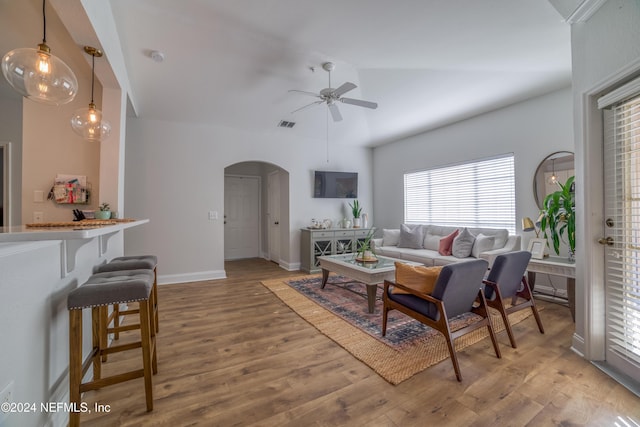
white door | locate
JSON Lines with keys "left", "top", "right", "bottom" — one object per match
{"left": 602, "top": 90, "right": 640, "bottom": 383}
{"left": 224, "top": 175, "right": 260, "bottom": 260}
{"left": 267, "top": 171, "right": 280, "bottom": 263}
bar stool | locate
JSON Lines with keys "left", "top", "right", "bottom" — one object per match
{"left": 95, "top": 255, "right": 159, "bottom": 337}
{"left": 68, "top": 270, "right": 157, "bottom": 427}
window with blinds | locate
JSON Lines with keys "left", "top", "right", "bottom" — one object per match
{"left": 603, "top": 91, "right": 640, "bottom": 369}
{"left": 403, "top": 154, "right": 515, "bottom": 233}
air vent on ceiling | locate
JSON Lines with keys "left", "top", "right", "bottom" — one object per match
{"left": 278, "top": 120, "right": 296, "bottom": 128}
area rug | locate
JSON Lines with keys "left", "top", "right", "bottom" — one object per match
{"left": 261, "top": 274, "right": 538, "bottom": 385}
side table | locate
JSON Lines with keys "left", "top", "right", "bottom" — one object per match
{"left": 526, "top": 256, "right": 576, "bottom": 322}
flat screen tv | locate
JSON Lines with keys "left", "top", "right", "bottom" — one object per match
{"left": 314, "top": 171, "right": 358, "bottom": 198}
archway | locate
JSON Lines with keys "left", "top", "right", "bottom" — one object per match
{"left": 224, "top": 161, "right": 290, "bottom": 267}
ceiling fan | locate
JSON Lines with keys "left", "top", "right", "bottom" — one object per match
{"left": 289, "top": 62, "right": 378, "bottom": 122}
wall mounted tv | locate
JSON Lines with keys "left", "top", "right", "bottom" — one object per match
{"left": 314, "top": 171, "right": 358, "bottom": 198}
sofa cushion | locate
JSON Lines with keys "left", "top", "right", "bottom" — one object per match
{"left": 452, "top": 227, "right": 476, "bottom": 258}
{"left": 382, "top": 229, "right": 400, "bottom": 246}
{"left": 399, "top": 249, "right": 438, "bottom": 266}
{"left": 438, "top": 229, "right": 459, "bottom": 256}
{"left": 374, "top": 246, "right": 405, "bottom": 259}
{"left": 392, "top": 262, "right": 443, "bottom": 295}
{"left": 398, "top": 224, "right": 424, "bottom": 249}
{"left": 471, "top": 233, "right": 495, "bottom": 258}
{"left": 423, "top": 225, "right": 458, "bottom": 250}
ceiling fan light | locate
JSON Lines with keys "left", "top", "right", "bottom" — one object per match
{"left": 2, "top": 44, "right": 78, "bottom": 105}
{"left": 71, "top": 103, "right": 111, "bottom": 142}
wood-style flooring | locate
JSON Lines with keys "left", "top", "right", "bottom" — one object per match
{"left": 80, "top": 258, "right": 640, "bottom": 426}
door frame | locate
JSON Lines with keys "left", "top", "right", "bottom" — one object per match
{"left": 577, "top": 58, "right": 640, "bottom": 361}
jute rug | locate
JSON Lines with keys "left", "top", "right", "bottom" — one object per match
{"left": 261, "top": 274, "right": 538, "bottom": 385}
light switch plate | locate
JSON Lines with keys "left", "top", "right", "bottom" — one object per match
{"left": 34, "top": 190, "right": 44, "bottom": 202}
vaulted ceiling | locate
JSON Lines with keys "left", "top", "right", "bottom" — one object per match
{"left": 1, "top": 0, "right": 572, "bottom": 147}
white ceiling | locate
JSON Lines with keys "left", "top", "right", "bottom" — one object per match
{"left": 1, "top": 0, "right": 572, "bottom": 147}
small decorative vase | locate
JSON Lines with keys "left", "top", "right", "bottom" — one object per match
{"left": 568, "top": 249, "right": 575, "bottom": 263}
{"left": 95, "top": 211, "right": 111, "bottom": 220}
{"left": 362, "top": 213, "right": 368, "bottom": 228}
{"left": 353, "top": 217, "right": 361, "bottom": 228}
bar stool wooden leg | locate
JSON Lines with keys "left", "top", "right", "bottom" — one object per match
{"left": 69, "top": 309, "right": 83, "bottom": 427}
{"left": 139, "top": 298, "right": 154, "bottom": 411}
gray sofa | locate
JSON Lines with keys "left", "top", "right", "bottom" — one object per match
{"left": 371, "top": 224, "right": 521, "bottom": 267}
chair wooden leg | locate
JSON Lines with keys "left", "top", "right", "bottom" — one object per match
{"left": 139, "top": 299, "right": 154, "bottom": 411}
{"left": 69, "top": 310, "right": 83, "bottom": 427}
{"left": 153, "top": 267, "right": 159, "bottom": 333}
{"left": 531, "top": 305, "right": 545, "bottom": 334}
{"left": 113, "top": 304, "right": 121, "bottom": 339}
{"left": 498, "top": 305, "right": 517, "bottom": 348}
{"left": 382, "top": 306, "right": 389, "bottom": 336}
{"left": 93, "top": 307, "right": 104, "bottom": 377}
{"left": 443, "top": 331, "right": 462, "bottom": 382}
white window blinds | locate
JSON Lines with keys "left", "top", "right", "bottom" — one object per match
{"left": 602, "top": 90, "right": 640, "bottom": 369}
{"left": 404, "top": 154, "right": 515, "bottom": 233}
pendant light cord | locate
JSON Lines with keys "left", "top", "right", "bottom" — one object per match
{"left": 90, "top": 53, "right": 95, "bottom": 104}
{"left": 42, "top": 0, "right": 47, "bottom": 44}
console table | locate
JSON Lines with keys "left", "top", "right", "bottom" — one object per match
{"left": 300, "top": 227, "right": 373, "bottom": 273}
{"left": 527, "top": 256, "right": 575, "bottom": 321}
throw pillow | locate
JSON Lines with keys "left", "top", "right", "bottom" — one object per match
{"left": 392, "top": 262, "right": 443, "bottom": 295}
{"left": 452, "top": 227, "right": 476, "bottom": 258}
{"left": 382, "top": 229, "right": 401, "bottom": 246}
{"left": 471, "top": 233, "right": 495, "bottom": 258}
{"left": 438, "top": 229, "right": 459, "bottom": 256}
{"left": 397, "top": 224, "right": 424, "bottom": 249}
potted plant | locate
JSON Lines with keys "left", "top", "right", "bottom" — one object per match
{"left": 355, "top": 228, "right": 377, "bottom": 262}
{"left": 95, "top": 202, "right": 112, "bottom": 220}
{"left": 540, "top": 176, "right": 575, "bottom": 261}
{"left": 349, "top": 199, "right": 363, "bottom": 228}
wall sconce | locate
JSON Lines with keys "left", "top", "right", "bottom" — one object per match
{"left": 1, "top": 0, "right": 78, "bottom": 105}
{"left": 70, "top": 46, "right": 111, "bottom": 142}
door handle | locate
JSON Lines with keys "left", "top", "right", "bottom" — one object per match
{"left": 598, "top": 236, "right": 614, "bottom": 246}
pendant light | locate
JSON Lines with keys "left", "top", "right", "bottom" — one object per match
{"left": 547, "top": 158, "right": 558, "bottom": 185}
{"left": 1, "top": 0, "right": 78, "bottom": 105}
{"left": 70, "top": 46, "right": 111, "bottom": 142}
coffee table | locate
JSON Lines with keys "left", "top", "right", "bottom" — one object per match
{"left": 318, "top": 253, "right": 421, "bottom": 313}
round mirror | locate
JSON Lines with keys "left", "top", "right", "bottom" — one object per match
{"left": 533, "top": 151, "right": 574, "bottom": 209}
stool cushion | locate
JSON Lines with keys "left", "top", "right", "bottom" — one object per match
{"left": 94, "top": 255, "right": 157, "bottom": 273}
{"left": 68, "top": 270, "right": 154, "bottom": 310}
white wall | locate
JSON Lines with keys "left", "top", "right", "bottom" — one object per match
{"left": 0, "top": 97, "right": 22, "bottom": 224}
{"left": 570, "top": 0, "right": 640, "bottom": 359}
{"left": 123, "top": 118, "right": 373, "bottom": 283}
{"left": 372, "top": 87, "right": 574, "bottom": 235}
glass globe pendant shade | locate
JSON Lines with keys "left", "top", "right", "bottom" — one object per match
{"left": 1, "top": 43, "right": 78, "bottom": 105}
{"left": 70, "top": 102, "right": 111, "bottom": 142}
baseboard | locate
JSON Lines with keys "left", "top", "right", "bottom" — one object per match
{"left": 571, "top": 332, "right": 586, "bottom": 357}
{"left": 158, "top": 270, "right": 226, "bottom": 285}
{"left": 533, "top": 284, "right": 568, "bottom": 300}
{"left": 279, "top": 260, "right": 300, "bottom": 271}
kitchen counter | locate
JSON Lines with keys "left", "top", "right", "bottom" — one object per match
{"left": 0, "top": 219, "right": 149, "bottom": 242}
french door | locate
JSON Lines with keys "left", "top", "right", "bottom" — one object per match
{"left": 602, "top": 89, "right": 640, "bottom": 383}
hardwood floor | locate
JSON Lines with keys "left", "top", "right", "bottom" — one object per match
{"left": 80, "top": 258, "right": 640, "bottom": 426}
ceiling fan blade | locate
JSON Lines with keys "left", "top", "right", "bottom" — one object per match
{"left": 291, "top": 100, "right": 323, "bottom": 114}
{"left": 288, "top": 89, "right": 321, "bottom": 98}
{"left": 340, "top": 97, "right": 378, "bottom": 109}
{"left": 332, "top": 82, "right": 357, "bottom": 97}
{"left": 328, "top": 103, "right": 343, "bottom": 122}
